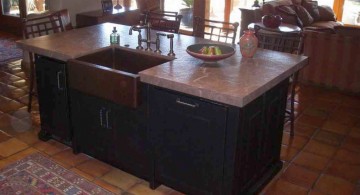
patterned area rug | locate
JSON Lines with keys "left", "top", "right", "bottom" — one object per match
{"left": 0, "top": 153, "right": 112, "bottom": 195}
{"left": 0, "top": 32, "right": 23, "bottom": 63}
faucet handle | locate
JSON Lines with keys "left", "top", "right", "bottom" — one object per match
{"left": 155, "top": 32, "right": 167, "bottom": 54}
{"left": 167, "top": 34, "right": 175, "bottom": 57}
{"left": 136, "top": 29, "right": 144, "bottom": 50}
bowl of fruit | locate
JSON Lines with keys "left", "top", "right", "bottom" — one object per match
{"left": 186, "top": 44, "right": 235, "bottom": 62}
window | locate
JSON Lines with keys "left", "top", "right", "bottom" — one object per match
{"left": 111, "top": 0, "right": 137, "bottom": 7}
{"left": 26, "top": 0, "right": 48, "bottom": 15}
{"left": 341, "top": 0, "right": 360, "bottom": 25}
{"left": 163, "top": 0, "right": 359, "bottom": 31}
{"left": 317, "top": 0, "right": 359, "bottom": 26}
{"left": 2, "top": 0, "right": 20, "bottom": 16}
{"left": 2, "top": 0, "right": 50, "bottom": 17}
{"left": 164, "top": 0, "right": 194, "bottom": 30}
{"left": 317, "top": 0, "right": 335, "bottom": 7}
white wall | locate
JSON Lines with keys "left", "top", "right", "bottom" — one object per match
{"left": 48, "top": 0, "right": 102, "bottom": 26}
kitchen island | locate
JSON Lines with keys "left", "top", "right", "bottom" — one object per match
{"left": 17, "top": 23, "right": 308, "bottom": 195}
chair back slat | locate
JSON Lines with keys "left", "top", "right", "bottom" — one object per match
{"left": 22, "top": 12, "right": 65, "bottom": 39}
{"left": 142, "top": 11, "right": 182, "bottom": 33}
{"left": 254, "top": 25, "right": 303, "bottom": 54}
{"left": 193, "top": 16, "right": 239, "bottom": 44}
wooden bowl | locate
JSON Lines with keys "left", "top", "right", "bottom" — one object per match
{"left": 186, "top": 44, "right": 235, "bottom": 62}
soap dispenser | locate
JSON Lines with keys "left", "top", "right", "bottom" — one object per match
{"left": 110, "top": 27, "right": 120, "bottom": 45}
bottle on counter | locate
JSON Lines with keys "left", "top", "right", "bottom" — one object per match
{"left": 110, "top": 27, "right": 120, "bottom": 45}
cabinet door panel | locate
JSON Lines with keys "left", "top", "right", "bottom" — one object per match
{"left": 112, "top": 103, "right": 151, "bottom": 177}
{"left": 149, "top": 87, "right": 227, "bottom": 195}
{"left": 70, "top": 90, "right": 116, "bottom": 164}
{"left": 35, "top": 56, "right": 71, "bottom": 141}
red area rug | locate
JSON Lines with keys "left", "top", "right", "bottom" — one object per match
{"left": 0, "top": 153, "right": 113, "bottom": 194}
{"left": 0, "top": 32, "right": 23, "bottom": 63}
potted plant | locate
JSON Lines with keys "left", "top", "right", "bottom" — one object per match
{"left": 179, "top": 0, "right": 194, "bottom": 27}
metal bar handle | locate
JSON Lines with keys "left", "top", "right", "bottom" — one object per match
{"left": 176, "top": 98, "right": 199, "bottom": 108}
{"left": 57, "top": 71, "right": 64, "bottom": 90}
{"left": 106, "top": 109, "right": 112, "bottom": 129}
{"left": 99, "top": 108, "right": 104, "bottom": 127}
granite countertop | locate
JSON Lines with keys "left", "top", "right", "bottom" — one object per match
{"left": 17, "top": 23, "right": 308, "bottom": 107}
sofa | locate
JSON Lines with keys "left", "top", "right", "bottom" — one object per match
{"left": 241, "top": 0, "right": 343, "bottom": 32}
{"left": 299, "top": 26, "right": 360, "bottom": 94}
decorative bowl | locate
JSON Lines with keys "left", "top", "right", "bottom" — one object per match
{"left": 262, "top": 15, "right": 282, "bottom": 28}
{"left": 186, "top": 44, "right": 235, "bottom": 62}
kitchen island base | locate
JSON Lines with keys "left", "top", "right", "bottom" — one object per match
{"left": 35, "top": 56, "right": 72, "bottom": 146}
{"left": 147, "top": 79, "right": 289, "bottom": 195}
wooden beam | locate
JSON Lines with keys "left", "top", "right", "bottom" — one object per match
{"left": 333, "top": 0, "right": 345, "bottom": 21}
{"left": 224, "top": 0, "right": 231, "bottom": 23}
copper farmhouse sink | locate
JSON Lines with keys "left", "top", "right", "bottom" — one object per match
{"left": 68, "top": 47, "right": 172, "bottom": 108}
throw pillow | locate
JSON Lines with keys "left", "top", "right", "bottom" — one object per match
{"left": 318, "top": 5, "right": 336, "bottom": 21}
{"left": 291, "top": 0, "right": 302, "bottom": 5}
{"left": 275, "top": 5, "right": 303, "bottom": 27}
{"left": 295, "top": 5, "right": 314, "bottom": 27}
{"left": 302, "top": 1, "right": 320, "bottom": 21}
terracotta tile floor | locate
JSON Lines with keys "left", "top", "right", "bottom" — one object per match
{"left": 0, "top": 60, "right": 359, "bottom": 194}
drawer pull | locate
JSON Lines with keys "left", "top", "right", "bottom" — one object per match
{"left": 99, "top": 108, "right": 104, "bottom": 127}
{"left": 176, "top": 98, "right": 199, "bottom": 108}
{"left": 105, "top": 110, "right": 112, "bottom": 129}
{"left": 57, "top": 71, "right": 64, "bottom": 90}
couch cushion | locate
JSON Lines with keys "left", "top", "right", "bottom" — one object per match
{"left": 262, "top": 0, "right": 293, "bottom": 14}
{"left": 309, "top": 21, "right": 343, "bottom": 29}
{"left": 295, "top": 5, "right": 314, "bottom": 26}
{"left": 318, "top": 5, "right": 336, "bottom": 21}
{"left": 275, "top": 5, "right": 301, "bottom": 26}
{"left": 302, "top": 1, "right": 320, "bottom": 21}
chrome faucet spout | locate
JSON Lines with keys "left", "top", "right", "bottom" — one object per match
{"left": 129, "top": 25, "right": 146, "bottom": 35}
{"left": 129, "top": 23, "right": 154, "bottom": 51}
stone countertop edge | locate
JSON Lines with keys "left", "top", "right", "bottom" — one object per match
{"left": 16, "top": 22, "right": 309, "bottom": 108}
{"left": 139, "top": 58, "right": 308, "bottom": 107}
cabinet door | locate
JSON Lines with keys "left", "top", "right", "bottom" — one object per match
{"left": 111, "top": 101, "right": 152, "bottom": 179}
{"left": 35, "top": 56, "right": 71, "bottom": 142}
{"left": 70, "top": 90, "right": 116, "bottom": 165}
{"left": 149, "top": 87, "right": 227, "bottom": 195}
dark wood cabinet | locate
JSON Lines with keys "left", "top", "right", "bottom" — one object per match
{"left": 70, "top": 89, "right": 152, "bottom": 181}
{"left": 149, "top": 86, "right": 228, "bottom": 195}
{"left": 147, "top": 79, "right": 289, "bottom": 195}
{"left": 70, "top": 90, "right": 117, "bottom": 164}
{"left": 35, "top": 55, "right": 71, "bottom": 144}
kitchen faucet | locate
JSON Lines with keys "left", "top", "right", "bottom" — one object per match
{"left": 129, "top": 22, "right": 154, "bottom": 51}
{"left": 129, "top": 22, "right": 176, "bottom": 56}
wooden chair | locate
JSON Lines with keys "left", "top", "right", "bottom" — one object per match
{"left": 193, "top": 16, "right": 239, "bottom": 44}
{"left": 22, "top": 11, "right": 66, "bottom": 112}
{"left": 143, "top": 11, "right": 182, "bottom": 33}
{"left": 254, "top": 24, "right": 303, "bottom": 137}
{"left": 101, "top": 0, "right": 113, "bottom": 13}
